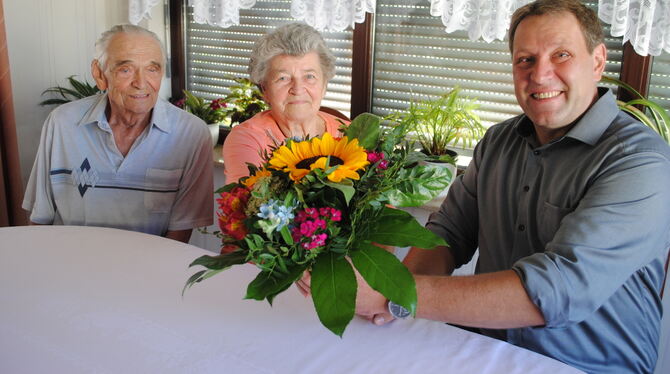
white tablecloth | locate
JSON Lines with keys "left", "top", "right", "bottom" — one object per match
{"left": 0, "top": 226, "right": 583, "bottom": 374}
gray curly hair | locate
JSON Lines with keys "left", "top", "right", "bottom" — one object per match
{"left": 248, "top": 23, "right": 336, "bottom": 87}
{"left": 94, "top": 24, "right": 166, "bottom": 71}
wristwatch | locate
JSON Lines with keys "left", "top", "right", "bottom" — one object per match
{"left": 387, "top": 300, "right": 411, "bottom": 319}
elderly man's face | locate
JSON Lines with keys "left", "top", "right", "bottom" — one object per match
{"left": 512, "top": 12, "right": 606, "bottom": 144}
{"left": 262, "top": 51, "right": 327, "bottom": 124}
{"left": 92, "top": 32, "right": 163, "bottom": 120}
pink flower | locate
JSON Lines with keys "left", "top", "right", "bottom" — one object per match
{"left": 378, "top": 159, "right": 389, "bottom": 170}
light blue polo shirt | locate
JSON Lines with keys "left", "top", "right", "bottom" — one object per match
{"left": 23, "top": 94, "right": 213, "bottom": 236}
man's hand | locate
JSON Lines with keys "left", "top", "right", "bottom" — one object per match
{"left": 295, "top": 263, "right": 395, "bottom": 326}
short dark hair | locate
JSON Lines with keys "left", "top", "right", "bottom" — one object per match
{"left": 508, "top": 0, "right": 604, "bottom": 53}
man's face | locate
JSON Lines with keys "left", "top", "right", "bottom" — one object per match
{"left": 512, "top": 12, "right": 606, "bottom": 144}
{"left": 92, "top": 32, "right": 163, "bottom": 119}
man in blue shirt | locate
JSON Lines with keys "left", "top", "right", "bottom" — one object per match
{"left": 23, "top": 25, "right": 213, "bottom": 242}
{"left": 353, "top": 0, "right": 670, "bottom": 372}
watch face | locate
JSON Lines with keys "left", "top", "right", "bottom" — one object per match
{"left": 389, "top": 301, "right": 411, "bottom": 319}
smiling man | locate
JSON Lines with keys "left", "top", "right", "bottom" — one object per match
{"left": 23, "top": 25, "right": 213, "bottom": 243}
{"left": 351, "top": 1, "right": 670, "bottom": 373}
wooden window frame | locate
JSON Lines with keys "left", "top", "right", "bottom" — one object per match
{"left": 168, "top": 1, "right": 651, "bottom": 114}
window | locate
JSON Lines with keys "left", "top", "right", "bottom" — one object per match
{"left": 649, "top": 52, "right": 670, "bottom": 113}
{"left": 184, "top": 0, "right": 353, "bottom": 116}
{"left": 370, "top": 0, "right": 624, "bottom": 129}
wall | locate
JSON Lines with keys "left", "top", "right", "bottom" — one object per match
{"left": 4, "top": 0, "right": 169, "bottom": 186}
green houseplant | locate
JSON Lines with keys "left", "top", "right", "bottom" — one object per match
{"left": 224, "top": 77, "right": 269, "bottom": 125}
{"left": 401, "top": 87, "right": 485, "bottom": 165}
{"left": 395, "top": 87, "right": 485, "bottom": 210}
{"left": 601, "top": 76, "right": 670, "bottom": 143}
{"left": 39, "top": 76, "right": 101, "bottom": 106}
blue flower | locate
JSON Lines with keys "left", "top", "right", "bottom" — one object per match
{"left": 257, "top": 199, "right": 295, "bottom": 236}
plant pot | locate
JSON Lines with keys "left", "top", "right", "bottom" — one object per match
{"left": 419, "top": 158, "right": 457, "bottom": 212}
{"left": 207, "top": 123, "right": 220, "bottom": 147}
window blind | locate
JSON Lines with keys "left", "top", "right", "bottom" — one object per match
{"left": 184, "top": 0, "right": 353, "bottom": 117}
{"left": 649, "top": 52, "right": 670, "bottom": 113}
{"left": 370, "top": 0, "right": 624, "bottom": 127}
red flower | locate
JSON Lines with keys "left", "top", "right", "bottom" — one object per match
{"left": 216, "top": 187, "right": 250, "bottom": 240}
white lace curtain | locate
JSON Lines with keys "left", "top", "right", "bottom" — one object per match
{"left": 128, "top": 0, "right": 375, "bottom": 32}
{"left": 129, "top": 0, "right": 669, "bottom": 55}
{"left": 428, "top": 0, "right": 532, "bottom": 42}
{"left": 598, "top": 0, "right": 670, "bottom": 56}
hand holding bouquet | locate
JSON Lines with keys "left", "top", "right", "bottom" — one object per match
{"left": 185, "top": 113, "right": 452, "bottom": 336}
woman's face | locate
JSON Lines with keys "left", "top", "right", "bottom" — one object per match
{"left": 262, "top": 51, "right": 327, "bottom": 124}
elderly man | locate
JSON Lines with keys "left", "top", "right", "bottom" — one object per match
{"left": 22, "top": 25, "right": 213, "bottom": 243}
{"left": 351, "top": 0, "right": 670, "bottom": 373}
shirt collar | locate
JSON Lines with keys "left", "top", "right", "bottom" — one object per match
{"left": 78, "top": 93, "right": 172, "bottom": 133}
{"left": 514, "top": 87, "right": 618, "bottom": 147}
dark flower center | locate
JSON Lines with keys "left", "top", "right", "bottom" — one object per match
{"left": 296, "top": 156, "right": 344, "bottom": 169}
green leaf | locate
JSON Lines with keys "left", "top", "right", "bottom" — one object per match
{"left": 367, "top": 207, "right": 446, "bottom": 249}
{"left": 343, "top": 113, "right": 381, "bottom": 150}
{"left": 182, "top": 268, "right": 225, "bottom": 296}
{"left": 280, "top": 225, "right": 294, "bottom": 245}
{"left": 245, "top": 263, "right": 308, "bottom": 301}
{"left": 350, "top": 243, "right": 417, "bottom": 316}
{"left": 386, "top": 164, "right": 452, "bottom": 207}
{"left": 311, "top": 252, "right": 357, "bottom": 337}
{"left": 189, "top": 250, "right": 248, "bottom": 270}
{"left": 324, "top": 180, "right": 355, "bottom": 205}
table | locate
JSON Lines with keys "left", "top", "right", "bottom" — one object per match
{"left": 0, "top": 226, "right": 583, "bottom": 374}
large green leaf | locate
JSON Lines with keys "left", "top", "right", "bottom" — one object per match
{"left": 245, "top": 263, "right": 308, "bottom": 301}
{"left": 386, "top": 164, "right": 452, "bottom": 207}
{"left": 189, "top": 250, "right": 248, "bottom": 270}
{"left": 350, "top": 243, "right": 416, "bottom": 316}
{"left": 367, "top": 207, "right": 446, "bottom": 249}
{"left": 311, "top": 252, "right": 357, "bottom": 337}
{"left": 343, "top": 113, "right": 381, "bottom": 150}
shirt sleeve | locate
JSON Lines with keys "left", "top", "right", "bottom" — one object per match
{"left": 222, "top": 125, "right": 265, "bottom": 184}
{"left": 426, "top": 132, "right": 487, "bottom": 269}
{"left": 22, "top": 113, "right": 56, "bottom": 224}
{"left": 513, "top": 151, "right": 670, "bottom": 328}
{"left": 167, "top": 123, "right": 214, "bottom": 231}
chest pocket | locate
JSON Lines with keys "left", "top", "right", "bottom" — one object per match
{"left": 538, "top": 201, "right": 573, "bottom": 246}
{"left": 144, "top": 168, "right": 182, "bottom": 213}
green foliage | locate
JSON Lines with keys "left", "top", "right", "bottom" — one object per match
{"left": 39, "top": 75, "right": 101, "bottom": 106}
{"left": 350, "top": 243, "right": 417, "bottom": 316}
{"left": 180, "top": 90, "right": 229, "bottom": 124}
{"left": 400, "top": 87, "right": 485, "bottom": 161}
{"left": 311, "top": 253, "right": 357, "bottom": 337}
{"left": 601, "top": 76, "right": 670, "bottom": 143}
{"left": 185, "top": 111, "right": 452, "bottom": 337}
{"left": 224, "top": 77, "right": 269, "bottom": 124}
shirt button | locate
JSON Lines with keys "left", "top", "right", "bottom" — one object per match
{"left": 518, "top": 224, "right": 526, "bottom": 231}
{"left": 533, "top": 150, "right": 541, "bottom": 156}
{"left": 523, "top": 186, "right": 530, "bottom": 192}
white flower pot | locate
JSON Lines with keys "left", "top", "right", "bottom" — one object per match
{"left": 419, "top": 160, "right": 457, "bottom": 212}
{"left": 207, "top": 123, "right": 220, "bottom": 147}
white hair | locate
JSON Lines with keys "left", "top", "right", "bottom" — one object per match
{"left": 248, "top": 23, "right": 336, "bottom": 87}
{"left": 94, "top": 24, "right": 166, "bottom": 71}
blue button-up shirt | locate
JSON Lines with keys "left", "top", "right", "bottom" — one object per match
{"left": 428, "top": 89, "right": 670, "bottom": 373}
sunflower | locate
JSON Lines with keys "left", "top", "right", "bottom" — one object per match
{"left": 269, "top": 133, "right": 369, "bottom": 182}
{"left": 242, "top": 168, "right": 272, "bottom": 188}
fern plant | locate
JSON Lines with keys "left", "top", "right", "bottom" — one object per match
{"left": 39, "top": 75, "right": 101, "bottom": 106}
{"left": 601, "top": 76, "right": 670, "bottom": 143}
{"left": 400, "top": 87, "right": 485, "bottom": 163}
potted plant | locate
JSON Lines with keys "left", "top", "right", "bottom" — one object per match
{"left": 175, "top": 91, "right": 230, "bottom": 146}
{"left": 223, "top": 77, "right": 269, "bottom": 125}
{"left": 397, "top": 87, "right": 485, "bottom": 210}
{"left": 601, "top": 76, "right": 670, "bottom": 143}
{"left": 39, "top": 75, "right": 101, "bottom": 106}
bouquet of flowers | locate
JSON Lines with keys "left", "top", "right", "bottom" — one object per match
{"left": 185, "top": 113, "right": 452, "bottom": 336}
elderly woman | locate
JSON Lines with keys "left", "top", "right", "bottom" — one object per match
{"left": 222, "top": 23, "right": 347, "bottom": 183}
